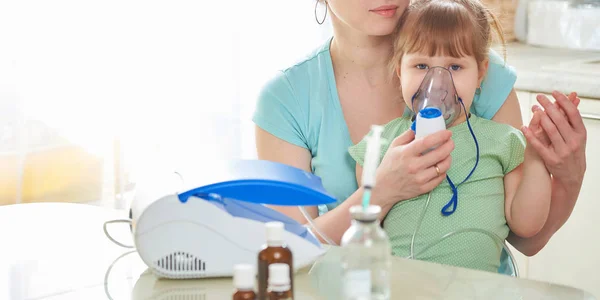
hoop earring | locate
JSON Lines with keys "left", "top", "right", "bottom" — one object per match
{"left": 475, "top": 87, "right": 481, "bottom": 95}
{"left": 315, "top": 1, "right": 328, "bottom": 25}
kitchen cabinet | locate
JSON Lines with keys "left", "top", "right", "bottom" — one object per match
{"left": 513, "top": 91, "right": 600, "bottom": 298}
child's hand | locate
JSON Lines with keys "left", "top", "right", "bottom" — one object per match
{"left": 523, "top": 111, "right": 546, "bottom": 163}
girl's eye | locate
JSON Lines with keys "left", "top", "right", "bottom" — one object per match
{"left": 416, "top": 64, "right": 428, "bottom": 70}
{"left": 450, "top": 64, "right": 462, "bottom": 71}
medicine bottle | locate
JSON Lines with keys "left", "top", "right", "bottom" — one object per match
{"left": 257, "top": 222, "right": 293, "bottom": 300}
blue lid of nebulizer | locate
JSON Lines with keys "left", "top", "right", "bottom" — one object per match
{"left": 412, "top": 107, "right": 443, "bottom": 132}
{"left": 177, "top": 159, "right": 337, "bottom": 206}
{"left": 419, "top": 107, "right": 442, "bottom": 118}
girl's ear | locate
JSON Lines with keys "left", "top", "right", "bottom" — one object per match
{"left": 478, "top": 59, "right": 490, "bottom": 86}
{"left": 396, "top": 66, "right": 402, "bottom": 80}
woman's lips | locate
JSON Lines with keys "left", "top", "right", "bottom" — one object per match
{"left": 370, "top": 5, "right": 398, "bottom": 17}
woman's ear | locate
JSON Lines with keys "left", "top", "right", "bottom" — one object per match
{"left": 396, "top": 66, "right": 402, "bottom": 80}
{"left": 478, "top": 59, "right": 489, "bottom": 86}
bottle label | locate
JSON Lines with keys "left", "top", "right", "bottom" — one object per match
{"left": 343, "top": 270, "right": 371, "bottom": 297}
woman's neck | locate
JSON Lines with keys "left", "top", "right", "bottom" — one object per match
{"left": 329, "top": 23, "right": 393, "bottom": 72}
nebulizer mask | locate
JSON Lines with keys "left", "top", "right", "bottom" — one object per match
{"left": 410, "top": 67, "right": 462, "bottom": 140}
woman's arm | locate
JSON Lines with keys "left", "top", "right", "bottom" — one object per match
{"left": 255, "top": 126, "right": 319, "bottom": 221}
{"left": 256, "top": 125, "right": 455, "bottom": 244}
{"left": 256, "top": 126, "right": 369, "bottom": 244}
{"left": 493, "top": 89, "right": 586, "bottom": 256}
{"left": 491, "top": 89, "right": 524, "bottom": 128}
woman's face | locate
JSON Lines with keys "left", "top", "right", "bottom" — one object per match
{"left": 326, "top": 0, "right": 409, "bottom": 36}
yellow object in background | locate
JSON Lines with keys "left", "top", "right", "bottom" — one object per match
{"left": 0, "top": 144, "right": 103, "bottom": 206}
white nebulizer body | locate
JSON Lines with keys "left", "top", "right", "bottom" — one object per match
{"left": 415, "top": 107, "right": 446, "bottom": 140}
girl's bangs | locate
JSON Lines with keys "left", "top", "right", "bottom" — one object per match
{"left": 401, "top": 3, "right": 479, "bottom": 58}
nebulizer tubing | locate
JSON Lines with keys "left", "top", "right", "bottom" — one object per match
{"left": 408, "top": 201, "right": 520, "bottom": 276}
{"left": 299, "top": 205, "right": 337, "bottom": 245}
{"left": 407, "top": 191, "right": 506, "bottom": 260}
{"left": 299, "top": 125, "right": 384, "bottom": 247}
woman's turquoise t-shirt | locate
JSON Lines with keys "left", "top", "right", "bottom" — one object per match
{"left": 252, "top": 37, "right": 517, "bottom": 214}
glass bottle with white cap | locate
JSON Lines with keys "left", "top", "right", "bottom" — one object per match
{"left": 257, "top": 221, "right": 293, "bottom": 300}
{"left": 233, "top": 264, "right": 257, "bottom": 300}
{"left": 267, "top": 263, "right": 293, "bottom": 300}
{"left": 340, "top": 205, "right": 392, "bottom": 300}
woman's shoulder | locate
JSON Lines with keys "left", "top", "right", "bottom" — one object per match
{"left": 257, "top": 37, "right": 333, "bottom": 101}
{"left": 285, "top": 37, "right": 333, "bottom": 71}
{"left": 277, "top": 37, "right": 333, "bottom": 88}
{"left": 252, "top": 38, "right": 335, "bottom": 150}
{"left": 471, "top": 49, "right": 518, "bottom": 120}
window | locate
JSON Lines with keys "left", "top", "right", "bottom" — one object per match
{"left": 0, "top": 0, "right": 331, "bottom": 207}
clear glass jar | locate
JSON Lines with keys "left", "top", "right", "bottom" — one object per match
{"left": 340, "top": 205, "right": 392, "bottom": 300}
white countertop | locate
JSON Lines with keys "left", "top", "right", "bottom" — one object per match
{"left": 500, "top": 43, "right": 600, "bottom": 99}
{"left": 0, "top": 202, "right": 596, "bottom": 300}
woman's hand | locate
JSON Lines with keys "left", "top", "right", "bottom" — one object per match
{"left": 522, "top": 91, "right": 587, "bottom": 187}
{"left": 371, "top": 129, "right": 454, "bottom": 215}
{"left": 508, "top": 91, "right": 588, "bottom": 255}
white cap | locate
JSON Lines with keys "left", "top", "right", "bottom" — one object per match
{"left": 349, "top": 204, "right": 381, "bottom": 222}
{"left": 233, "top": 264, "right": 255, "bottom": 290}
{"left": 268, "top": 263, "right": 291, "bottom": 291}
{"left": 265, "top": 222, "right": 284, "bottom": 246}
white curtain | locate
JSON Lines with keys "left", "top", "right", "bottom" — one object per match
{"left": 0, "top": 0, "right": 332, "bottom": 208}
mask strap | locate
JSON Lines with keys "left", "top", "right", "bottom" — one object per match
{"left": 441, "top": 98, "right": 480, "bottom": 216}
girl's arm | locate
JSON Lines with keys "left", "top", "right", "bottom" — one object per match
{"left": 503, "top": 138, "right": 552, "bottom": 239}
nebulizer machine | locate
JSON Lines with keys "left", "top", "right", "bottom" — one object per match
{"left": 103, "top": 159, "right": 342, "bottom": 279}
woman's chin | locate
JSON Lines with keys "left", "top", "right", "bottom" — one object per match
{"left": 361, "top": 21, "right": 399, "bottom": 37}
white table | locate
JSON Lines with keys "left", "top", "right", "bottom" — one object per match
{"left": 0, "top": 203, "right": 595, "bottom": 300}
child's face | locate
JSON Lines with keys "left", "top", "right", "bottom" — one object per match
{"left": 398, "top": 52, "right": 488, "bottom": 118}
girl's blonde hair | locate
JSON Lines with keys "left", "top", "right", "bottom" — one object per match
{"left": 389, "top": 0, "right": 506, "bottom": 75}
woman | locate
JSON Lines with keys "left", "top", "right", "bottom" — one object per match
{"left": 252, "top": 0, "right": 587, "bottom": 257}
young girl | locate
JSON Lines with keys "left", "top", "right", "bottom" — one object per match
{"left": 348, "top": 0, "right": 552, "bottom": 273}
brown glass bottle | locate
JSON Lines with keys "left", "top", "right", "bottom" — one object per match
{"left": 257, "top": 222, "right": 293, "bottom": 300}
{"left": 267, "top": 263, "right": 293, "bottom": 300}
{"left": 268, "top": 290, "right": 293, "bottom": 300}
{"left": 233, "top": 264, "right": 257, "bottom": 300}
{"left": 233, "top": 290, "right": 257, "bottom": 300}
